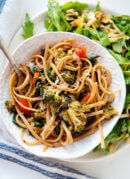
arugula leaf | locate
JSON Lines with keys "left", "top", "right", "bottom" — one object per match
{"left": 83, "top": 16, "right": 88, "bottom": 23}
{"left": 44, "top": 18, "right": 57, "bottom": 31}
{"left": 22, "top": 13, "right": 34, "bottom": 39}
{"left": 112, "top": 15, "right": 130, "bottom": 36}
{"left": 62, "top": 1, "right": 88, "bottom": 12}
{"left": 47, "top": 0, "right": 72, "bottom": 31}
{"left": 112, "top": 41, "right": 123, "bottom": 53}
{"left": 74, "top": 27, "right": 83, "bottom": 34}
{"left": 94, "top": 1, "right": 100, "bottom": 12}
{"left": 108, "top": 49, "right": 128, "bottom": 63}
{"left": 83, "top": 28, "right": 98, "bottom": 40}
{"left": 124, "top": 93, "right": 130, "bottom": 109}
{"left": 99, "top": 31, "right": 110, "bottom": 47}
{"left": 88, "top": 1, "right": 100, "bottom": 13}
{"left": 47, "top": 0, "right": 63, "bottom": 31}
{"left": 94, "top": 118, "right": 130, "bottom": 154}
{"left": 125, "top": 76, "right": 130, "bottom": 85}
{"left": 123, "top": 71, "right": 130, "bottom": 75}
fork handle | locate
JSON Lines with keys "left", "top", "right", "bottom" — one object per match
{"left": 0, "top": 36, "right": 19, "bottom": 74}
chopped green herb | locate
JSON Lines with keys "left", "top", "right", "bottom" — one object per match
{"left": 47, "top": 67, "right": 56, "bottom": 81}
{"left": 32, "top": 65, "right": 38, "bottom": 74}
{"left": 34, "top": 121, "right": 43, "bottom": 128}
{"left": 13, "top": 113, "right": 20, "bottom": 127}
{"left": 89, "top": 55, "right": 100, "bottom": 60}
{"left": 41, "top": 48, "right": 45, "bottom": 56}
{"left": 55, "top": 123, "right": 60, "bottom": 135}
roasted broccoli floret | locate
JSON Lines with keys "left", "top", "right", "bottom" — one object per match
{"left": 62, "top": 101, "right": 88, "bottom": 133}
{"left": 69, "top": 100, "right": 90, "bottom": 112}
{"left": 44, "top": 87, "right": 55, "bottom": 102}
{"left": 44, "top": 87, "right": 62, "bottom": 110}
{"left": 67, "top": 108, "right": 87, "bottom": 132}
{"left": 5, "top": 100, "right": 16, "bottom": 113}
{"left": 103, "top": 104, "right": 118, "bottom": 119}
{"left": 69, "top": 100, "right": 81, "bottom": 109}
{"left": 33, "top": 110, "right": 46, "bottom": 120}
{"left": 61, "top": 70, "right": 76, "bottom": 84}
{"left": 55, "top": 47, "right": 66, "bottom": 58}
{"left": 81, "top": 103, "right": 90, "bottom": 112}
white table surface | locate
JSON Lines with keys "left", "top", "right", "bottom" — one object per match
{"left": 0, "top": 0, "right": 130, "bottom": 178}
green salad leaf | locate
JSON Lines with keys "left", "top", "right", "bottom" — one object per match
{"left": 22, "top": 13, "right": 34, "bottom": 39}
{"left": 88, "top": 1, "right": 100, "bottom": 13}
{"left": 83, "top": 28, "right": 98, "bottom": 40}
{"left": 124, "top": 93, "right": 130, "bottom": 109}
{"left": 94, "top": 117, "right": 130, "bottom": 154}
{"left": 46, "top": 0, "right": 72, "bottom": 31}
{"left": 125, "top": 51, "right": 130, "bottom": 59}
{"left": 112, "top": 15, "right": 130, "bottom": 36}
{"left": 62, "top": 1, "right": 88, "bottom": 12}
{"left": 94, "top": 1, "right": 100, "bottom": 12}
{"left": 125, "top": 76, "right": 130, "bottom": 85}
{"left": 99, "top": 31, "right": 110, "bottom": 47}
{"left": 74, "top": 27, "right": 83, "bottom": 34}
{"left": 47, "top": 0, "right": 63, "bottom": 31}
{"left": 112, "top": 41, "right": 123, "bottom": 53}
{"left": 108, "top": 49, "right": 128, "bottom": 63}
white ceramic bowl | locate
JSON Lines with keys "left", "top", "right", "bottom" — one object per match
{"left": 0, "top": 32, "right": 126, "bottom": 160}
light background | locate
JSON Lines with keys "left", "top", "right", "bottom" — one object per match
{"left": 0, "top": 0, "right": 130, "bottom": 178}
